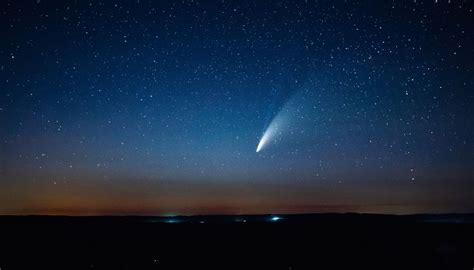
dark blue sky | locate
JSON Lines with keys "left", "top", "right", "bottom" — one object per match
{"left": 0, "top": 0, "right": 472, "bottom": 215}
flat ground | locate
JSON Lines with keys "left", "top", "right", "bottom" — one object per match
{"left": 0, "top": 214, "right": 473, "bottom": 269}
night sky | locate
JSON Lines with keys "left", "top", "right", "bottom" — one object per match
{"left": 1, "top": 1, "right": 473, "bottom": 215}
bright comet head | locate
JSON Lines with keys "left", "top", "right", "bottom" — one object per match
{"left": 256, "top": 135, "right": 266, "bottom": 152}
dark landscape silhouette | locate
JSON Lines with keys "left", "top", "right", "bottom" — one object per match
{"left": 0, "top": 213, "right": 473, "bottom": 269}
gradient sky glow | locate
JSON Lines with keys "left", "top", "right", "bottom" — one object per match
{"left": 0, "top": 0, "right": 473, "bottom": 215}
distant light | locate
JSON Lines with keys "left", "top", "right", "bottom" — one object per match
{"left": 165, "top": 219, "right": 180, "bottom": 223}
{"left": 270, "top": 216, "right": 282, "bottom": 222}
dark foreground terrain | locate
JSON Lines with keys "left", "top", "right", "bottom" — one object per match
{"left": 0, "top": 214, "right": 473, "bottom": 269}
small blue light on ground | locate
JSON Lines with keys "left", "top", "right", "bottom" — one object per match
{"left": 165, "top": 219, "right": 180, "bottom": 223}
{"left": 270, "top": 216, "right": 282, "bottom": 222}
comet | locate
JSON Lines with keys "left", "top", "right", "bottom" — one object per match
{"left": 256, "top": 119, "right": 282, "bottom": 152}
{"left": 256, "top": 134, "right": 267, "bottom": 152}
{"left": 256, "top": 103, "right": 290, "bottom": 153}
{"left": 256, "top": 90, "right": 309, "bottom": 153}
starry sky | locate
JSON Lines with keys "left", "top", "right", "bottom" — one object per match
{"left": 0, "top": 0, "right": 473, "bottom": 215}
